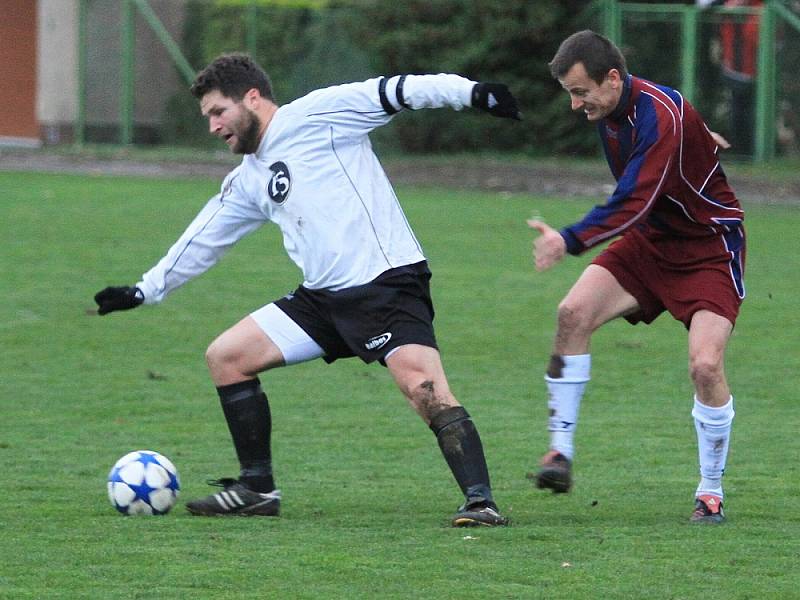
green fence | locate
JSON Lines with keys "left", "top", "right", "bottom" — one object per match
{"left": 75, "top": 0, "right": 387, "bottom": 150}
{"left": 596, "top": 0, "right": 800, "bottom": 161}
{"left": 73, "top": 0, "right": 800, "bottom": 160}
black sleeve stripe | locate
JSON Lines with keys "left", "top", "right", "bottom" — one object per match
{"left": 378, "top": 77, "right": 399, "bottom": 115}
{"left": 395, "top": 75, "right": 411, "bottom": 110}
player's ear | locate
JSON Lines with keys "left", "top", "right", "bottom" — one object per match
{"left": 607, "top": 69, "right": 622, "bottom": 88}
{"left": 243, "top": 87, "right": 260, "bottom": 108}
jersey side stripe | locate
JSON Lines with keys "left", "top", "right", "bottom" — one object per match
{"left": 305, "top": 109, "right": 385, "bottom": 117}
{"left": 303, "top": 86, "right": 394, "bottom": 119}
{"left": 328, "top": 126, "right": 393, "bottom": 267}
{"left": 722, "top": 226, "right": 746, "bottom": 298}
{"left": 386, "top": 182, "right": 424, "bottom": 257}
{"left": 675, "top": 90, "right": 743, "bottom": 213}
{"left": 642, "top": 83, "right": 743, "bottom": 215}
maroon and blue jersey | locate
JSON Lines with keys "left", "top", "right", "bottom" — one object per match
{"left": 561, "top": 75, "right": 744, "bottom": 256}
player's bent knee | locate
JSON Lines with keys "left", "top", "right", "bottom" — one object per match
{"left": 556, "top": 301, "right": 593, "bottom": 334}
{"left": 205, "top": 337, "right": 236, "bottom": 374}
{"left": 689, "top": 354, "right": 725, "bottom": 387}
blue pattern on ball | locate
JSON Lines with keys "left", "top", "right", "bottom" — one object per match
{"left": 108, "top": 450, "right": 180, "bottom": 515}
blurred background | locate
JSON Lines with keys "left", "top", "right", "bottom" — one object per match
{"left": 2, "top": 0, "right": 799, "bottom": 161}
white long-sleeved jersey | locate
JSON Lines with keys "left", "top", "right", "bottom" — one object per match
{"left": 136, "top": 74, "right": 476, "bottom": 304}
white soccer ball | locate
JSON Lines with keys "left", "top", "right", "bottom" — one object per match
{"left": 107, "top": 450, "right": 180, "bottom": 515}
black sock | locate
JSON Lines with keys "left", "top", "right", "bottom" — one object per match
{"left": 217, "top": 378, "right": 275, "bottom": 493}
{"left": 429, "top": 406, "right": 494, "bottom": 508}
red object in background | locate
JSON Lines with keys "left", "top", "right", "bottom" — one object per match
{"left": 720, "top": 0, "right": 762, "bottom": 80}
{"left": 0, "top": 0, "right": 39, "bottom": 140}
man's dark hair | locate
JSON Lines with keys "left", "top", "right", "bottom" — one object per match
{"left": 190, "top": 53, "right": 274, "bottom": 102}
{"left": 548, "top": 30, "right": 628, "bottom": 84}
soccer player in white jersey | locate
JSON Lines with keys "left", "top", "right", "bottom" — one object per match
{"left": 95, "top": 54, "right": 521, "bottom": 526}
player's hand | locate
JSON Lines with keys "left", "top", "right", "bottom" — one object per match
{"left": 709, "top": 130, "right": 731, "bottom": 150}
{"left": 472, "top": 83, "right": 523, "bottom": 120}
{"left": 527, "top": 219, "right": 566, "bottom": 272}
{"left": 94, "top": 286, "right": 144, "bottom": 315}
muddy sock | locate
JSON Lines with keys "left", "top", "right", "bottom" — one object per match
{"left": 429, "top": 406, "right": 494, "bottom": 508}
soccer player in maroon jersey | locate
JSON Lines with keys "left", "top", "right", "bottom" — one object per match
{"left": 528, "top": 30, "right": 745, "bottom": 524}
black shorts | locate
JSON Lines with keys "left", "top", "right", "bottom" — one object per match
{"left": 274, "top": 261, "right": 438, "bottom": 365}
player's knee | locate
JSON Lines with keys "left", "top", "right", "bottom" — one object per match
{"left": 205, "top": 335, "right": 237, "bottom": 374}
{"left": 556, "top": 300, "right": 593, "bottom": 334}
{"left": 689, "top": 352, "right": 724, "bottom": 387}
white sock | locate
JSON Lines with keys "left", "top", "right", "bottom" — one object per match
{"left": 545, "top": 354, "right": 591, "bottom": 460}
{"left": 693, "top": 395, "right": 735, "bottom": 499}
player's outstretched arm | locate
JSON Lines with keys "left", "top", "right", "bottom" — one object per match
{"left": 94, "top": 286, "right": 144, "bottom": 315}
{"left": 373, "top": 75, "right": 522, "bottom": 121}
{"left": 471, "top": 83, "right": 523, "bottom": 120}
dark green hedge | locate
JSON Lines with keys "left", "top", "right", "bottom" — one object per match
{"left": 162, "top": 0, "right": 601, "bottom": 156}
{"left": 335, "top": 0, "right": 603, "bottom": 156}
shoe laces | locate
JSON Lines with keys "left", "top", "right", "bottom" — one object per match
{"left": 460, "top": 498, "right": 499, "bottom": 513}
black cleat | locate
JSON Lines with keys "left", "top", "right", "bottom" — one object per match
{"left": 185, "top": 478, "right": 281, "bottom": 517}
{"left": 451, "top": 500, "right": 508, "bottom": 527}
{"left": 690, "top": 494, "right": 725, "bottom": 524}
{"left": 528, "top": 450, "right": 573, "bottom": 493}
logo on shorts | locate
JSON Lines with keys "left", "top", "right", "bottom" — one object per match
{"left": 267, "top": 161, "right": 291, "bottom": 204}
{"left": 365, "top": 332, "right": 392, "bottom": 351}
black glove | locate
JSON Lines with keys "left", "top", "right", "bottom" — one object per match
{"left": 471, "top": 83, "right": 523, "bottom": 120}
{"left": 94, "top": 286, "right": 144, "bottom": 315}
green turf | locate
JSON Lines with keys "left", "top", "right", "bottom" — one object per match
{"left": 1, "top": 171, "right": 797, "bottom": 599}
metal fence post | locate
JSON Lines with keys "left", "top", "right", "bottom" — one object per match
{"left": 132, "top": 0, "right": 196, "bottom": 85}
{"left": 754, "top": 1, "right": 776, "bottom": 161}
{"left": 603, "top": 0, "right": 622, "bottom": 44}
{"left": 681, "top": 5, "right": 698, "bottom": 104}
{"left": 246, "top": 0, "right": 258, "bottom": 58}
{"left": 120, "top": 0, "right": 135, "bottom": 145}
{"left": 774, "top": 0, "right": 800, "bottom": 33}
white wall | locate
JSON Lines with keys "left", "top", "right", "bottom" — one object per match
{"left": 37, "top": 0, "right": 78, "bottom": 140}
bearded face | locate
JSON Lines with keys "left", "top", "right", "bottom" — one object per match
{"left": 200, "top": 89, "right": 265, "bottom": 155}
{"left": 229, "top": 107, "right": 263, "bottom": 155}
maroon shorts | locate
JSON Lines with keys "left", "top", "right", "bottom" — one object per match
{"left": 592, "top": 226, "right": 746, "bottom": 328}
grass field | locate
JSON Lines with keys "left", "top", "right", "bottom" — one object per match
{"left": 1, "top": 170, "right": 798, "bottom": 599}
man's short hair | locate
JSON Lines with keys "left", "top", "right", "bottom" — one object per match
{"left": 190, "top": 53, "right": 274, "bottom": 102}
{"left": 549, "top": 30, "right": 628, "bottom": 84}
